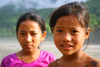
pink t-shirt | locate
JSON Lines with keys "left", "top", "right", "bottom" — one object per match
{"left": 1, "top": 50, "right": 56, "bottom": 67}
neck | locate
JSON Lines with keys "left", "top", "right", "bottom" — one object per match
{"left": 16, "top": 49, "right": 41, "bottom": 63}
{"left": 21, "top": 49, "right": 40, "bottom": 56}
{"left": 62, "top": 50, "right": 85, "bottom": 62}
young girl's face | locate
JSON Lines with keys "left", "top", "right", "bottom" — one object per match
{"left": 17, "top": 20, "right": 46, "bottom": 52}
{"left": 53, "top": 15, "right": 90, "bottom": 55}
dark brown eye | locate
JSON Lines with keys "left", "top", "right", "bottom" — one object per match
{"left": 32, "top": 33, "right": 37, "bottom": 35}
{"left": 72, "top": 30, "right": 78, "bottom": 33}
{"left": 57, "top": 30, "right": 62, "bottom": 32}
{"left": 20, "top": 33, "right": 25, "bottom": 35}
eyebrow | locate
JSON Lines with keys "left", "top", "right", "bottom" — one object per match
{"left": 55, "top": 26, "right": 64, "bottom": 28}
{"left": 55, "top": 26, "right": 80, "bottom": 29}
{"left": 19, "top": 30, "right": 35, "bottom": 32}
{"left": 19, "top": 30, "right": 25, "bottom": 32}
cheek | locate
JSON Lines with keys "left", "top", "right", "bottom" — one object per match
{"left": 54, "top": 34, "right": 61, "bottom": 46}
{"left": 34, "top": 35, "right": 42, "bottom": 41}
{"left": 18, "top": 38, "right": 23, "bottom": 44}
{"left": 54, "top": 33, "right": 58, "bottom": 40}
{"left": 74, "top": 34, "right": 85, "bottom": 46}
{"left": 18, "top": 36, "right": 24, "bottom": 43}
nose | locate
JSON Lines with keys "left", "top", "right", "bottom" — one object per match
{"left": 62, "top": 33, "right": 71, "bottom": 42}
{"left": 25, "top": 34, "right": 32, "bottom": 43}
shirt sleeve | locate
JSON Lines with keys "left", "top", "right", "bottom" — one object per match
{"left": 49, "top": 53, "right": 56, "bottom": 62}
{"left": 1, "top": 58, "right": 7, "bottom": 67}
{"left": 85, "top": 59, "right": 100, "bottom": 67}
{"left": 48, "top": 60, "right": 57, "bottom": 67}
{"left": 89, "top": 59, "right": 100, "bottom": 67}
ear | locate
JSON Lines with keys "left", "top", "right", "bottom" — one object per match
{"left": 85, "top": 28, "right": 90, "bottom": 39}
{"left": 41, "top": 31, "right": 47, "bottom": 42}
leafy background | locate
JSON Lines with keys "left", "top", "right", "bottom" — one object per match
{"left": 0, "top": 0, "right": 100, "bottom": 44}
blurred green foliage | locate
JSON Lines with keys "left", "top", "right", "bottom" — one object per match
{"left": 0, "top": 0, "right": 100, "bottom": 43}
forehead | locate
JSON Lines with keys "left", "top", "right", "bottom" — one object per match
{"left": 18, "top": 20, "right": 41, "bottom": 31}
{"left": 56, "top": 15, "right": 81, "bottom": 27}
{"left": 20, "top": 20, "right": 39, "bottom": 26}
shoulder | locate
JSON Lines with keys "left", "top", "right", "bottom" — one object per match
{"left": 1, "top": 53, "right": 18, "bottom": 66}
{"left": 89, "top": 59, "right": 100, "bottom": 66}
{"left": 86, "top": 59, "right": 100, "bottom": 67}
{"left": 41, "top": 50, "right": 55, "bottom": 56}
{"left": 39, "top": 50, "right": 56, "bottom": 63}
{"left": 85, "top": 55, "right": 100, "bottom": 66}
{"left": 41, "top": 50, "right": 56, "bottom": 59}
{"left": 1, "top": 53, "right": 16, "bottom": 61}
{"left": 48, "top": 60, "right": 57, "bottom": 67}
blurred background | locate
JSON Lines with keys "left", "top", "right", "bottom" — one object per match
{"left": 0, "top": 0, "right": 100, "bottom": 43}
{"left": 0, "top": 0, "right": 100, "bottom": 63}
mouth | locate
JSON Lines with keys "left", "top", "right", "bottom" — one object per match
{"left": 61, "top": 45, "right": 72, "bottom": 47}
{"left": 24, "top": 45, "right": 33, "bottom": 48}
{"left": 60, "top": 43, "right": 73, "bottom": 50}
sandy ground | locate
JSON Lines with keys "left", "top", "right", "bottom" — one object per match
{"left": 0, "top": 39, "right": 100, "bottom": 63}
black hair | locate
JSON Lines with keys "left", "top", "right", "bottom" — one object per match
{"left": 49, "top": 2, "right": 89, "bottom": 33}
{"left": 16, "top": 12, "right": 46, "bottom": 33}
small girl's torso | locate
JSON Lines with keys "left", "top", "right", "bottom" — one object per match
{"left": 48, "top": 59, "right": 100, "bottom": 67}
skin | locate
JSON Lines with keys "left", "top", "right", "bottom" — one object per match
{"left": 53, "top": 15, "right": 94, "bottom": 67}
{"left": 16, "top": 20, "right": 46, "bottom": 63}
